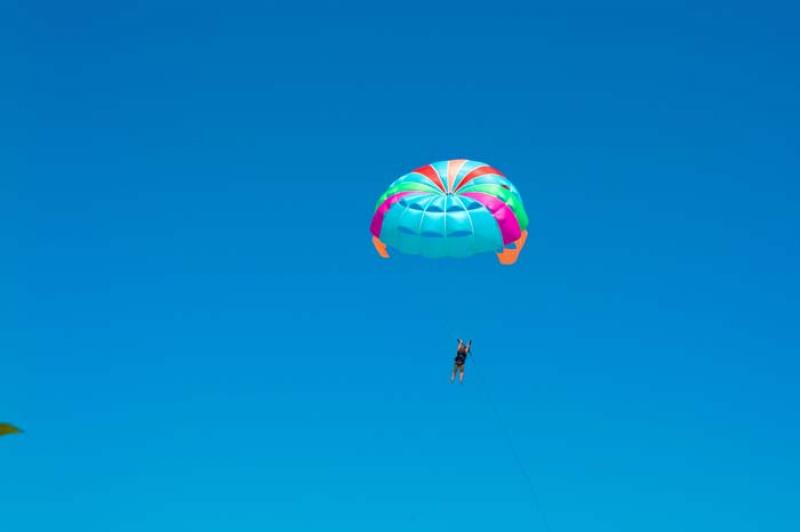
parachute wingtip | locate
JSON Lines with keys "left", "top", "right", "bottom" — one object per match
{"left": 372, "top": 236, "right": 390, "bottom": 259}
{"left": 496, "top": 230, "right": 528, "bottom": 265}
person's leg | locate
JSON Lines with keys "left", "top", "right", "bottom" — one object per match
{"left": 450, "top": 363, "right": 457, "bottom": 383}
{"left": 458, "top": 365, "right": 465, "bottom": 384}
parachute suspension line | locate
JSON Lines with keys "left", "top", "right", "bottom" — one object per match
{"left": 469, "top": 354, "right": 553, "bottom": 532}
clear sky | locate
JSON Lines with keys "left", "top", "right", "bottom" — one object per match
{"left": 3, "top": 1, "right": 799, "bottom": 531}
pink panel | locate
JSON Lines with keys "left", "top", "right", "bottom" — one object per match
{"left": 460, "top": 192, "right": 521, "bottom": 245}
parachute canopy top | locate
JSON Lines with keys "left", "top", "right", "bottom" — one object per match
{"left": 371, "top": 159, "right": 528, "bottom": 265}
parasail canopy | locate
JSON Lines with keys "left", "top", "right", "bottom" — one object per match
{"left": 371, "top": 160, "right": 528, "bottom": 264}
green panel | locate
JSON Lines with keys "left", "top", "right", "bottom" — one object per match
{"left": 457, "top": 184, "right": 529, "bottom": 230}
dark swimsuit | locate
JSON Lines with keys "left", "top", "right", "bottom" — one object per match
{"left": 454, "top": 351, "right": 467, "bottom": 366}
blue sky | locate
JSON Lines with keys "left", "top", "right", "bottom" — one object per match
{"left": 3, "top": 1, "right": 799, "bottom": 531}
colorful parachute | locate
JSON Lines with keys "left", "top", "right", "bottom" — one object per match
{"left": 370, "top": 160, "right": 529, "bottom": 265}
{"left": 0, "top": 423, "right": 22, "bottom": 437}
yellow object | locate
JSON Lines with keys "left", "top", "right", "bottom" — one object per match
{"left": 0, "top": 423, "right": 22, "bottom": 436}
